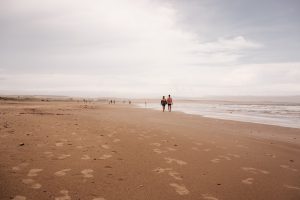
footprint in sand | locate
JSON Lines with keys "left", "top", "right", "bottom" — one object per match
{"left": 201, "top": 194, "right": 219, "bottom": 200}
{"left": 264, "top": 153, "right": 276, "bottom": 158}
{"left": 99, "top": 154, "right": 112, "bottom": 160}
{"left": 153, "top": 168, "right": 172, "bottom": 173}
{"left": 150, "top": 143, "right": 161, "bottom": 147}
{"left": 12, "top": 196, "right": 27, "bottom": 200}
{"left": 113, "top": 139, "right": 121, "bottom": 143}
{"left": 283, "top": 184, "right": 300, "bottom": 190}
{"left": 242, "top": 178, "right": 254, "bottom": 185}
{"left": 101, "top": 144, "right": 110, "bottom": 149}
{"left": 81, "top": 155, "right": 91, "bottom": 160}
{"left": 57, "top": 154, "right": 71, "bottom": 160}
{"left": 166, "top": 147, "right": 176, "bottom": 151}
{"left": 227, "top": 153, "right": 240, "bottom": 158}
{"left": 242, "top": 167, "right": 269, "bottom": 174}
{"left": 236, "top": 144, "right": 248, "bottom": 149}
{"left": 55, "top": 190, "right": 71, "bottom": 200}
{"left": 280, "top": 165, "right": 298, "bottom": 172}
{"left": 165, "top": 157, "right": 187, "bottom": 166}
{"left": 153, "top": 168, "right": 182, "bottom": 180}
{"left": 44, "top": 151, "right": 54, "bottom": 158}
{"left": 22, "top": 178, "right": 42, "bottom": 189}
{"left": 81, "top": 169, "right": 94, "bottom": 178}
{"left": 54, "top": 169, "right": 71, "bottom": 177}
{"left": 12, "top": 163, "right": 29, "bottom": 171}
{"left": 169, "top": 183, "right": 189, "bottom": 195}
{"left": 203, "top": 148, "right": 211, "bottom": 152}
{"left": 27, "top": 169, "right": 43, "bottom": 177}
{"left": 195, "top": 142, "right": 203, "bottom": 146}
{"left": 211, "top": 159, "right": 221, "bottom": 163}
{"left": 153, "top": 149, "right": 167, "bottom": 154}
{"left": 168, "top": 171, "right": 183, "bottom": 180}
{"left": 55, "top": 142, "right": 64, "bottom": 147}
{"left": 218, "top": 155, "right": 232, "bottom": 161}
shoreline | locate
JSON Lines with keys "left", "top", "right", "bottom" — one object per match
{"left": 135, "top": 102, "right": 300, "bottom": 129}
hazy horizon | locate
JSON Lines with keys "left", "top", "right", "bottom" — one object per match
{"left": 1, "top": 0, "right": 300, "bottom": 97}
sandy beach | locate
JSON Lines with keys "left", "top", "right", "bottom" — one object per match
{"left": 0, "top": 101, "right": 299, "bottom": 200}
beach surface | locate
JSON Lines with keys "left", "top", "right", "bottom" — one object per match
{"left": 0, "top": 101, "right": 300, "bottom": 200}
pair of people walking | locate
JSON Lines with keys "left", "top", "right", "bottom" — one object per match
{"left": 161, "top": 95, "right": 173, "bottom": 112}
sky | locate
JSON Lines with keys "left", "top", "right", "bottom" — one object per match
{"left": 0, "top": 0, "right": 300, "bottom": 98}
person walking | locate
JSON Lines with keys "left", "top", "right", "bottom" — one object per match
{"left": 167, "top": 94, "right": 173, "bottom": 112}
{"left": 161, "top": 96, "right": 167, "bottom": 112}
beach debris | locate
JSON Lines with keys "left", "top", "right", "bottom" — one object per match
{"left": 19, "top": 143, "right": 25, "bottom": 146}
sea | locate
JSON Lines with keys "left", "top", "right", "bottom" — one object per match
{"left": 136, "top": 101, "right": 300, "bottom": 129}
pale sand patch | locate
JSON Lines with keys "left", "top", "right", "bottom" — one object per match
{"left": 54, "top": 169, "right": 71, "bottom": 177}
{"left": 55, "top": 190, "right": 71, "bottom": 200}
{"left": 55, "top": 142, "right": 64, "bottom": 147}
{"left": 202, "top": 194, "right": 219, "bottom": 200}
{"left": 57, "top": 154, "right": 71, "bottom": 159}
{"left": 153, "top": 167, "right": 172, "bottom": 173}
{"left": 12, "top": 163, "right": 29, "bottom": 171}
{"left": 218, "top": 155, "right": 231, "bottom": 160}
{"left": 101, "top": 144, "right": 110, "bottom": 149}
{"left": 12, "top": 195, "right": 26, "bottom": 200}
{"left": 283, "top": 184, "right": 300, "bottom": 190}
{"left": 31, "top": 183, "right": 42, "bottom": 189}
{"left": 113, "top": 138, "right": 121, "bottom": 143}
{"left": 166, "top": 147, "right": 176, "bottom": 151}
{"left": 242, "top": 167, "right": 270, "bottom": 174}
{"left": 242, "top": 178, "right": 254, "bottom": 185}
{"left": 211, "top": 158, "right": 220, "bottom": 163}
{"left": 150, "top": 143, "right": 161, "bottom": 147}
{"left": 99, "top": 154, "right": 112, "bottom": 160}
{"left": 44, "top": 151, "right": 54, "bottom": 158}
{"left": 153, "top": 148, "right": 166, "bottom": 154}
{"left": 265, "top": 153, "right": 276, "bottom": 158}
{"left": 165, "top": 157, "right": 187, "bottom": 166}
{"left": 81, "top": 154, "right": 91, "bottom": 160}
{"left": 280, "top": 165, "right": 298, "bottom": 172}
{"left": 27, "top": 169, "right": 43, "bottom": 177}
{"left": 22, "top": 179, "right": 35, "bottom": 184}
{"left": 168, "top": 171, "right": 182, "bottom": 180}
{"left": 81, "top": 169, "right": 94, "bottom": 178}
{"left": 227, "top": 153, "right": 240, "bottom": 158}
{"left": 203, "top": 148, "right": 211, "bottom": 152}
{"left": 92, "top": 198, "right": 106, "bottom": 200}
{"left": 169, "top": 183, "right": 190, "bottom": 195}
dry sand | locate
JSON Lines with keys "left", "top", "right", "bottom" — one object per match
{"left": 0, "top": 101, "right": 299, "bottom": 200}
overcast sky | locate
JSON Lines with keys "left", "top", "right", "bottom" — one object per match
{"left": 0, "top": 0, "right": 300, "bottom": 98}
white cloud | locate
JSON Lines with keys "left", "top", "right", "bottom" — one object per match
{"left": 1, "top": 0, "right": 299, "bottom": 97}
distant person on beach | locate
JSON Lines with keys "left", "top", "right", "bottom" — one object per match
{"left": 167, "top": 94, "right": 173, "bottom": 112}
{"left": 161, "top": 96, "right": 167, "bottom": 112}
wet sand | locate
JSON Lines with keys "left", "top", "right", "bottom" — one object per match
{"left": 0, "top": 101, "right": 299, "bottom": 200}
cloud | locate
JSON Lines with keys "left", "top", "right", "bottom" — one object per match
{"left": 1, "top": 0, "right": 298, "bottom": 97}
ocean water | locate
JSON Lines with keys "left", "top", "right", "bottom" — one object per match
{"left": 136, "top": 102, "right": 300, "bottom": 129}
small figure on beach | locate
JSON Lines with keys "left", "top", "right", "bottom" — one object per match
{"left": 167, "top": 94, "right": 173, "bottom": 112}
{"left": 161, "top": 96, "right": 167, "bottom": 112}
